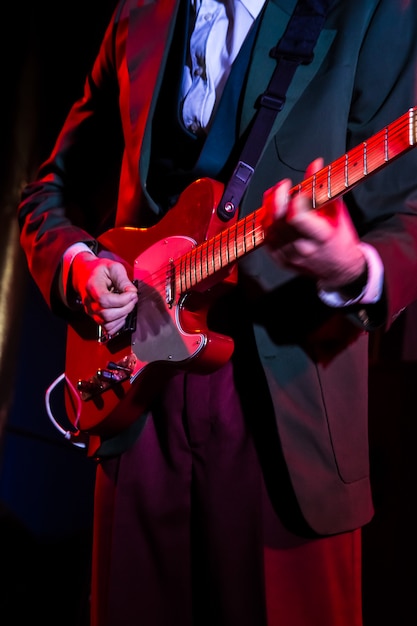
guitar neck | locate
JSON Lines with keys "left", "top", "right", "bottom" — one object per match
{"left": 295, "top": 107, "right": 417, "bottom": 208}
{"left": 177, "top": 106, "right": 417, "bottom": 292}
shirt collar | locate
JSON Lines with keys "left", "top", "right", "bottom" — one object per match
{"left": 238, "top": 0, "right": 266, "bottom": 20}
{"left": 192, "top": 0, "right": 267, "bottom": 20}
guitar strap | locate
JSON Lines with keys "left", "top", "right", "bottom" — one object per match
{"left": 217, "top": 0, "right": 333, "bottom": 221}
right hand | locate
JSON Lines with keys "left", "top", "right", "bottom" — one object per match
{"left": 71, "top": 252, "right": 138, "bottom": 336}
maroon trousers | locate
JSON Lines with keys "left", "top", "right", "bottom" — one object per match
{"left": 91, "top": 362, "right": 362, "bottom": 626}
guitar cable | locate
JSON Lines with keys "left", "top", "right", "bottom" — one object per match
{"left": 45, "top": 373, "right": 88, "bottom": 449}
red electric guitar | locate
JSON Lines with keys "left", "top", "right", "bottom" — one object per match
{"left": 64, "top": 107, "right": 417, "bottom": 438}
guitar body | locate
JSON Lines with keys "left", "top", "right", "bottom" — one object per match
{"left": 64, "top": 178, "right": 236, "bottom": 437}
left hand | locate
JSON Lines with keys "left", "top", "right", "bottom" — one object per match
{"left": 262, "top": 158, "right": 366, "bottom": 289}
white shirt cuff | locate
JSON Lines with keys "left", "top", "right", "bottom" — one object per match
{"left": 62, "top": 242, "right": 96, "bottom": 304}
{"left": 318, "top": 242, "right": 384, "bottom": 307}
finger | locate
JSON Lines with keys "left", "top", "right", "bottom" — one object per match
{"left": 99, "top": 288, "right": 138, "bottom": 309}
{"left": 287, "top": 190, "right": 312, "bottom": 220}
{"left": 262, "top": 178, "right": 291, "bottom": 229}
{"left": 288, "top": 196, "right": 334, "bottom": 242}
{"left": 88, "top": 297, "right": 137, "bottom": 330}
{"left": 100, "top": 318, "right": 129, "bottom": 336}
{"left": 287, "top": 158, "right": 324, "bottom": 221}
{"left": 107, "top": 263, "right": 138, "bottom": 294}
{"left": 305, "top": 157, "right": 324, "bottom": 178}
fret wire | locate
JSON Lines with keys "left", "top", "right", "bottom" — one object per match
{"left": 176, "top": 260, "right": 180, "bottom": 294}
{"left": 344, "top": 153, "right": 349, "bottom": 188}
{"left": 222, "top": 230, "right": 226, "bottom": 267}
{"left": 202, "top": 242, "right": 207, "bottom": 280}
{"left": 191, "top": 249, "right": 196, "bottom": 286}
{"left": 245, "top": 217, "right": 250, "bottom": 252}
{"left": 192, "top": 247, "right": 196, "bottom": 284}
{"left": 233, "top": 223, "right": 238, "bottom": 260}
{"left": 312, "top": 173, "right": 316, "bottom": 208}
{"left": 252, "top": 214, "right": 258, "bottom": 248}
{"left": 363, "top": 141, "right": 368, "bottom": 176}
{"left": 238, "top": 220, "right": 243, "bottom": 257}
{"left": 204, "top": 243, "right": 209, "bottom": 278}
{"left": 213, "top": 235, "right": 217, "bottom": 271}
{"left": 220, "top": 231, "right": 224, "bottom": 268}
{"left": 189, "top": 250, "right": 194, "bottom": 288}
{"left": 227, "top": 229, "right": 232, "bottom": 265}
{"left": 193, "top": 247, "right": 197, "bottom": 284}
{"left": 241, "top": 221, "right": 245, "bottom": 256}
{"left": 410, "top": 108, "right": 415, "bottom": 145}
{"left": 183, "top": 256, "right": 187, "bottom": 291}
{"left": 202, "top": 243, "right": 206, "bottom": 280}
{"left": 182, "top": 253, "right": 187, "bottom": 290}
{"left": 219, "top": 233, "right": 223, "bottom": 268}
{"left": 196, "top": 244, "right": 201, "bottom": 282}
{"left": 327, "top": 163, "right": 331, "bottom": 199}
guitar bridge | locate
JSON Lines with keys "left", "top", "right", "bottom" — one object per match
{"left": 76, "top": 353, "right": 137, "bottom": 401}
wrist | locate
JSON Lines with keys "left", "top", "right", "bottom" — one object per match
{"left": 318, "top": 253, "right": 368, "bottom": 299}
{"left": 333, "top": 261, "right": 369, "bottom": 300}
{"left": 62, "top": 244, "right": 96, "bottom": 309}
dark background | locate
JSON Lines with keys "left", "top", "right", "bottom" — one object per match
{"left": 0, "top": 3, "right": 116, "bottom": 625}
{"left": 0, "top": 2, "right": 416, "bottom": 625}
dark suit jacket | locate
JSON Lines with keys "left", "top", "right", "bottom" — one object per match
{"left": 18, "top": 0, "right": 417, "bottom": 534}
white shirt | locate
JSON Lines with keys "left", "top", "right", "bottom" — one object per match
{"left": 181, "top": 0, "right": 265, "bottom": 133}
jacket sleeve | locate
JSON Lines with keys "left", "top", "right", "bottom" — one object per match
{"left": 345, "top": 0, "right": 417, "bottom": 331}
{"left": 17, "top": 4, "right": 124, "bottom": 315}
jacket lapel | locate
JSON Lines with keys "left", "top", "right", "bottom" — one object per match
{"left": 125, "top": 0, "right": 181, "bottom": 176}
{"left": 124, "top": 0, "right": 336, "bottom": 174}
